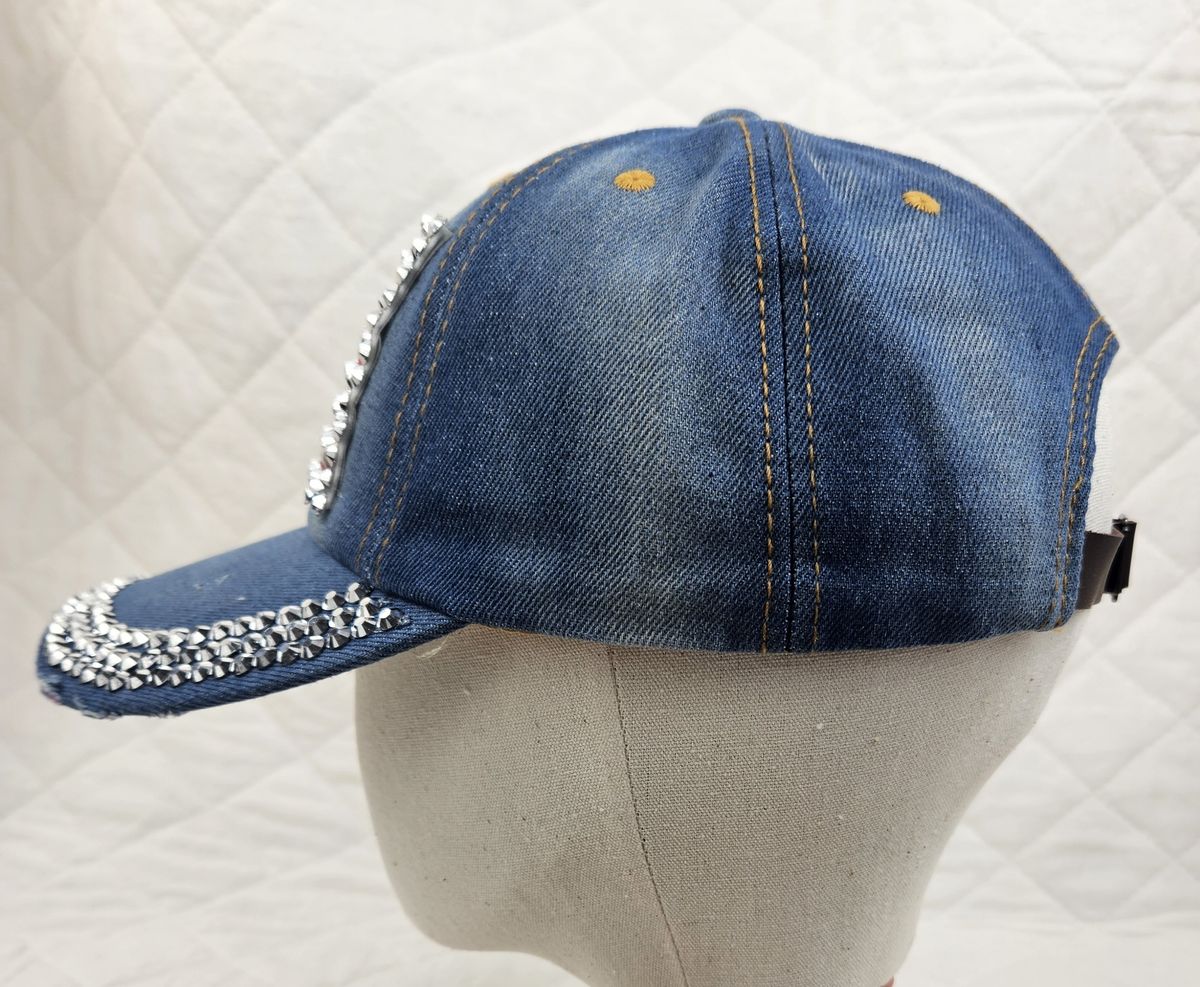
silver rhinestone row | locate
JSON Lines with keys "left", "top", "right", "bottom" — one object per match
{"left": 306, "top": 214, "right": 448, "bottom": 515}
{"left": 42, "top": 578, "right": 409, "bottom": 693}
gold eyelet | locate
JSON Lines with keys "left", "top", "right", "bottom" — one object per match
{"left": 902, "top": 189, "right": 941, "bottom": 215}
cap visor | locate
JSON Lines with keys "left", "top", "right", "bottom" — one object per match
{"left": 37, "top": 529, "right": 463, "bottom": 718}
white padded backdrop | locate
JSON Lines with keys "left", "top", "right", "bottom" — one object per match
{"left": 2, "top": 1, "right": 1198, "bottom": 985}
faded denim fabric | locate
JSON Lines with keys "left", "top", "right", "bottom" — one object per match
{"left": 38, "top": 109, "right": 1117, "bottom": 717}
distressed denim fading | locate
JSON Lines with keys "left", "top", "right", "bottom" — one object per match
{"left": 312, "top": 109, "right": 1117, "bottom": 655}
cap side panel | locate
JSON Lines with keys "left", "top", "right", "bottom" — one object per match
{"left": 367, "top": 142, "right": 594, "bottom": 586}
{"left": 351, "top": 176, "right": 519, "bottom": 574}
{"left": 316, "top": 136, "right": 613, "bottom": 584}
{"left": 788, "top": 130, "right": 1106, "bottom": 650}
{"left": 350, "top": 125, "right": 780, "bottom": 652}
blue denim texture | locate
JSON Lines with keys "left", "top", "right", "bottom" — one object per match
{"left": 315, "top": 108, "right": 1116, "bottom": 652}
{"left": 38, "top": 109, "right": 1117, "bottom": 717}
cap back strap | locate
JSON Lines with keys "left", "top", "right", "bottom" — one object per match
{"left": 1076, "top": 517, "right": 1137, "bottom": 610}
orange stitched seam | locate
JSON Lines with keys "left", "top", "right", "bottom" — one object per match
{"left": 1041, "top": 314, "right": 1105, "bottom": 628}
{"left": 1055, "top": 329, "right": 1116, "bottom": 626}
{"left": 353, "top": 182, "right": 512, "bottom": 571}
{"left": 369, "top": 144, "right": 590, "bottom": 584}
{"left": 730, "top": 117, "right": 776, "bottom": 654}
{"left": 779, "top": 124, "right": 823, "bottom": 652}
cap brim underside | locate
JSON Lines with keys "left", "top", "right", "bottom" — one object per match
{"left": 36, "top": 528, "right": 463, "bottom": 718}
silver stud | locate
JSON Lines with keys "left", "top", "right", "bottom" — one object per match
{"left": 321, "top": 426, "right": 340, "bottom": 459}
{"left": 150, "top": 667, "right": 175, "bottom": 687}
{"left": 375, "top": 608, "right": 406, "bottom": 631}
{"left": 240, "top": 633, "right": 266, "bottom": 654}
{"left": 297, "top": 636, "right": 325, "bottom": 661}
{"left": 249, "top": 649, "right": 274, "bottom": 670}
{"left": 325, "top": 626, "right": 353, "bottom": 649}
{"left": 213, "top": 639, "right": 241, "bottom": 661}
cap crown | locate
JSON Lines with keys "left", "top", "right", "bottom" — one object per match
{"left": 310, "top": 110, "right": 1117, "bottom": 653}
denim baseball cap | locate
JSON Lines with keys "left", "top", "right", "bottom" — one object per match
{"left": 37, "top": 108, "right": 1128, "bottom": 718}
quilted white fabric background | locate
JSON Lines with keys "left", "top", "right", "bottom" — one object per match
{"left": 1, "top": 0, "right": 1197, "bottom": 984}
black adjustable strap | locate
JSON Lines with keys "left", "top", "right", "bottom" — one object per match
{"left": 1076, "top": 517, "right": 1137, "bottom": 610}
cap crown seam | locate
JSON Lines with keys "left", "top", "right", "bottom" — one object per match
{"left": 728, "top": 115, "right": 783, "bottom": 653}
{"left": 776, "top": 122, "right": 824, "bottom": 653}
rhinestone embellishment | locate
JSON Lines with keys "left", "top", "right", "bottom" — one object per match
{"left": 42, "top": 578, "right": 410, "bottom": 692}
{"left": 305, "top": 214, "right": 449, "bottom": 515}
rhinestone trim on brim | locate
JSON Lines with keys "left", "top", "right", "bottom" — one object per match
{"left": 305, "top": 214, "right": 448, "bottom": 516}
{"left": 42, "top": 578, "right": 409, "bottom": 692}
